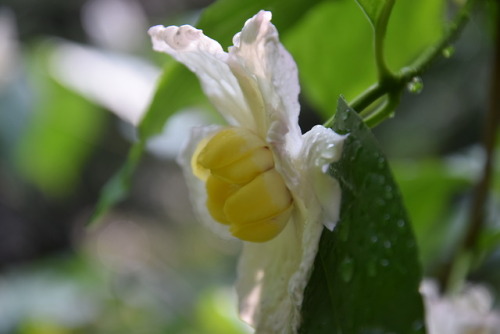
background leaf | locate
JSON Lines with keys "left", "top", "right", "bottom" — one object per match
{"left": 391, "top": 159, "right": 470, "bottom": 269}
{"left": 197, "top": 0, "right": 326, "bottom": 48}
{"left": 16, "top": 46, "right": 106, "bottom": 198}
{"left": 138, "top": 61, "right": 204, "bottom": 140}
{"left": 300, "top": 97, "right": 425, "bottom": 333}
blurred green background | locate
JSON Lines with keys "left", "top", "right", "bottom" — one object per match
{"left": 0, "top": 0, "right": 498, "bottom": 333}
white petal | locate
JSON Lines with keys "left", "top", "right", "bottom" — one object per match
{"left": 236, "top": 212, "right": 324, "bottom": 334}
{"left": 228, "top": 11, "right": 302, "bottom": 144}
{"left": 300, "top": 125, "right": 346, "bottom": 230}
{"left": 421, "top": 279, "right": 500, "bottom": 334}
{"left": 177, "top": 125, "right": 232, "bottom": 239}
{"left": 148, "top": 25, "right": 254, "bottom": 128}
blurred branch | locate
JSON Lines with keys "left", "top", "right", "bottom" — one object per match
{"left": 464, "top": 0, "right": 500, "bottom": 261}
{"left": 440, "top": 1, "right": 500, "bottom": 294}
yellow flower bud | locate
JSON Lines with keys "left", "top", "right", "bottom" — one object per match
{"left": 193, "top": 127, "right": 293, "bottom": 242}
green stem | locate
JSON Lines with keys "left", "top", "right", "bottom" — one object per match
{"left": 326, "top": 0, "right": 477, "bottom": 129}
{"left": 374, "top": 0, "right": 395, "bottom": 82}
{"left": 363, "top": 91, "right": 401, "bottom": 128}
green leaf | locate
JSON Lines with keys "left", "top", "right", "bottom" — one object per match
{"left": 16, "top": 48, "right": 106, "bottom": 198}
{"left": 197, "top": 0, "right": 327, "bottom": 48}
{"left": 355, "top": 0, "right": 388, "bottom": 28}
{"left": 138, "top": 61, "right": 204, "bottom": 140}
{"left": 284, "top": 0, "right": 375, "bottom": 118}
{"left": 385, "top": 0, "right": 445, "bottom": 71}
{"left": 391, "top": 159, "right": 470, "bottom": 268}
{"left": 300, "top": 97, "right": 425, "bottom": 333}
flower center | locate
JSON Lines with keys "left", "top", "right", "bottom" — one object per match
{"left": 193, "top": 127, "right": 293, "bottom": 242}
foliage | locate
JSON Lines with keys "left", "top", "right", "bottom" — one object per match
{"left": 1, "top": 0, "right": 499, "bottom": 333}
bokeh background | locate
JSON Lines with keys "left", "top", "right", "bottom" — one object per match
{"left": 0, "top": 0, "right": 498, "bottom": 333}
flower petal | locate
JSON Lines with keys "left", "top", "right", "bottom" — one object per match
{"left": 237, "top": 196, "right": 327, "bottom": 333}
{"left": 421, "top": 279, "right": 500, "bottom": 334}
{"left": 228, "top": 11, "right": 302, "bottom": 144}
{"left": 300, "top": 125, "right": 346, "bottom": 230}
{"left": 148, "top": 24, "right": 253, "bottom": 128}
{"left": 177, "top": 125, "right": 232, "bottom": 239}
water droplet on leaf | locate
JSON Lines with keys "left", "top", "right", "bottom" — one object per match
{"left": 442, "top": 45, "right": 455, "bottom": 58}
{"left": 407, "top": 77, "right": 423, "bottom": 94}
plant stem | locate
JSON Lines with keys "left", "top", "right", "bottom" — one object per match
{"left": 363, "top": 91, "right": 401, "bottom": 128}
{"left": 324, "top": 0, "right": 478, "bottom": 129}
{"left": 465, "top": 3, "right": 500, "bottom": 258}
{"left": 374, "top": 0, "right": 395, "bottom": 82}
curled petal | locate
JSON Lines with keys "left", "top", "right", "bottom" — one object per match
{"left": 300, "top": 125, "right": 346, "bottom": 230}
{"left": 148, "top": 25, "right": 253, "bottom": 128}
{"left": 228, "top": 11, "right": 302, "bottom": 146}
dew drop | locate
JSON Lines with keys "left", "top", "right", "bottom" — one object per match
{"left": 442, "top": 45, "right": 455, "bottom": 58}
{"left": 340, "top": 256, "right": 354, "bottom": 282}
{"left": 383, "top": 240, "right": 392, "bottom": 249}
{"left": 377, "top": 157, "right": 385, "bottom": 169}
{"left": 370, "top": 235, "right": 379, "bottom": 244}
{"left": 380, "top": 258, "right": 389, "bottom": 267}
{"left": 397, "top": 219, "right": 406, "bottom": 228}
{"left": 407, "top": 77, "right": 424, "bottom": 94}
{"left": 341, "top": 110, "right": 350, "bottom": 121}
{"left": 375, "top": 197, "right": 386, "bottom": 207}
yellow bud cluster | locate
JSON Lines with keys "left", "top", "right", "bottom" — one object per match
{"left": 193, "top": 127, "right": 293, "bottom": 242}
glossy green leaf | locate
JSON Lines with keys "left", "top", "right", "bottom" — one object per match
{"left": 300, "top": 97, "right": 425, "bottom": 333}
{"left": 284, "top": 0, "right": 444, "bottom": 119}
{"left": 355, "top": 0, "right": 388, "bottom": 28}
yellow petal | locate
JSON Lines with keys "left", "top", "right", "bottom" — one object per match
{"left": 230, "top": 206, "right": 292, "bottom": 242}
{"left": 224, "top": 169, "right": 292, "bottom": 224}
{"left": 205, "top": 175, "right": 239, "bottom": 224}
{"left": 197, "top": 127, "right": 266, "bottom": 170}
{"left": 212, "top": 146, "right": 274, "bottom": 184}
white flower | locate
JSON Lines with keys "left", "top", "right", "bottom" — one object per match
{"left": 421, "top": 279, "right": 500, "bottom": 334}
{"left": 149, "top": 11, "right": 345, "bottom": 333}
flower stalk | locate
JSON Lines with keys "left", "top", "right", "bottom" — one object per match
{"left": 324, "top": 0, "right": 478, "bottom": 128}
